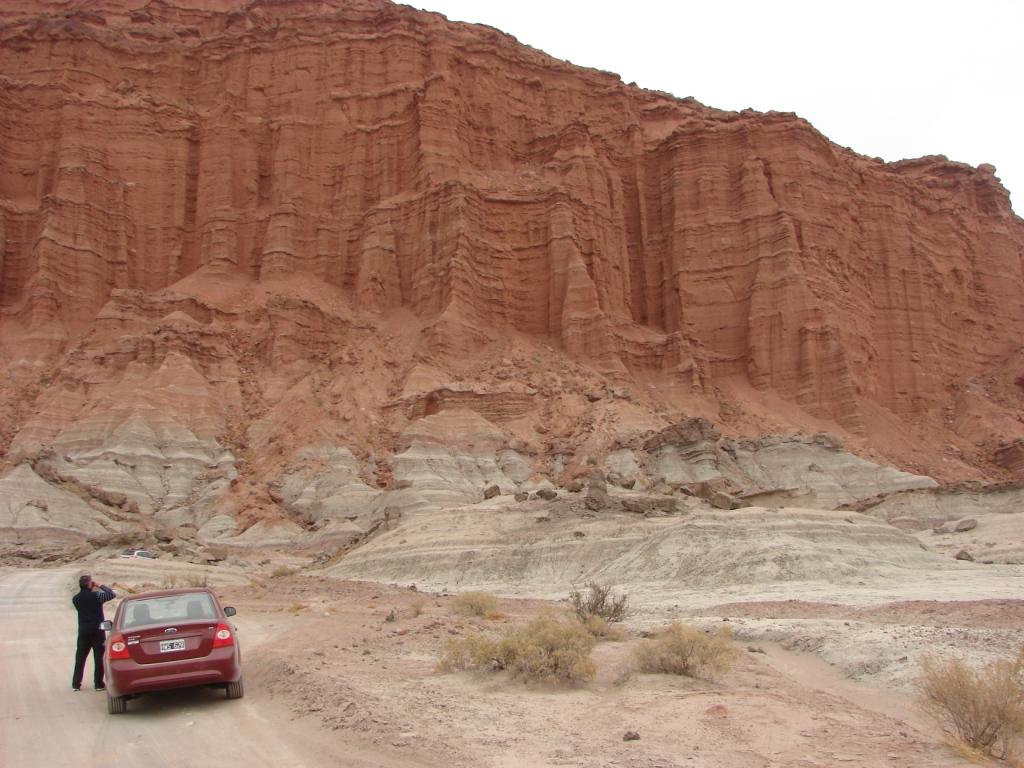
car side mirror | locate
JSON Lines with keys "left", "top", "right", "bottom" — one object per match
{"left": 223, "top": 607, "right": 236, "bottom": 617}
{"left": 100, "top": 620, "right": 112, "bottom": 631}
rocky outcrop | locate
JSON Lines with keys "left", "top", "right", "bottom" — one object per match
{"left": 631, "top": 418, "right": 937, "bottom": 509}
{"left": 0, "top": 0, "right": 1022, "bottom": 545}
{"left": 326, "top": 505, "right": 961, "bottom": 597}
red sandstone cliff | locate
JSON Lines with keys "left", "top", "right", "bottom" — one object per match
{"left": 1, "top": 0, "right": 1022, "bottom": 508}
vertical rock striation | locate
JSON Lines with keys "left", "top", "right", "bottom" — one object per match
{"left": 0, "top": 0, "right": 1022, "bottom": 543}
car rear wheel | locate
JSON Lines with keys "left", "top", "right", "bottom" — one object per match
{"left": 226, "top": 679, "right": 244, "bottom": 699}
{"left": 107, "top": 694, "right": 127, "bottom": 714}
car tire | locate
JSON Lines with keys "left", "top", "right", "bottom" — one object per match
{"left": 107, "top": 694, "right": 127, "bottom": 715}
{"left": 226, "top": 679, "right": 244, "bottom": 699}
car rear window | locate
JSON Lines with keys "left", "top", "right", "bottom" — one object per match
{"left": 123, "top": 593, "right": 217, "bottom": 628}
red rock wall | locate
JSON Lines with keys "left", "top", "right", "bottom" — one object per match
{"left": 1, "top": 0, "right": 1022, "bottom": 476}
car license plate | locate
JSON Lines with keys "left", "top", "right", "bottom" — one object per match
{"left": 159, "top": 639, "right": 186, "bottom": 653}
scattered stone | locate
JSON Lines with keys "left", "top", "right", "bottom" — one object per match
{"left": 585, "top": 468, "right": 610, "bottom": 510}
{"left": 994, "top": 438, "right": 1024, "bottom": 474}
{"left": 954, "top": 518, "right": 978, "bottom": 533}
{"left": 155, "top": 528, "right": 175, "bottom": 543}
{"left": 623, "top": 731, "right": 640, "bottom": 741}
{"left": 954, "top": 550, "right": 975, "bottom": 561}
{"left": 513, "top": 492, "right": 529, "bottom": 502}
{"left": 205, "top": 546, "right": 228, "bottom": 562}
{"left": 566, "top": 479, "right": 584, "bottom": 493}
{"left": 536, "top": 488, "right": 558, "bottom": 501}
{"left": 710, "top": 491, "right": 738, "bottom": 510}
{"left": 621, "top": 499, "right": 648, "bottom": 514}
{"left": 572, "top": 530, "right": 585, "bottom": 539}
{"left": 704, "top": 704, "right": 729, "bottom": 718}
{"left": 483, "top": 484, "right": 501, "bottom": 500}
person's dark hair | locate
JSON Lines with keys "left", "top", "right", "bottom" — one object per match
{"left": 79, "top": 575, "right": 92, "bottom": 589}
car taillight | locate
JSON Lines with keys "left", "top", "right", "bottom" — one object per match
{"left": 109, "top": 634, "right": 130, "bottom": 660}
{"left": 213, "top": 623, "right": 234, "bottom": 648}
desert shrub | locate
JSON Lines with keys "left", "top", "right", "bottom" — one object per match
{"left": 437, "top": 633, "right": 501, "bottom": 673}
{"left": 163, "top": 573, "right": 208, "bottom": 588}
{"left": 569, "top": 582, "right": 628, "bottom": 624}
{"left": 438, "top": 615, "right": 596, "bottom": 685}
{"left": 409, "top": 596, "right": 427, "bottom": 618}
{"left": 182, "top": 573, "right": 208, "bottom": 588}
{"left": 582, "top": 615, "right": 627, "bottom": 641}
{"left": 451, "top": 590, "right": 500, "bottom": 617}
{"left": 918, "top": 651, "right": 1024, "bottom": 759}
{"left": 633, "top": 623, "right": 739, "bottom": 679}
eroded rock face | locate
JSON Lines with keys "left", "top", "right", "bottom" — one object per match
{"left": 630, "top": 419, "right": 937, "bottom": 509}
{"left": 0, "top": 0, "right": 1022, "bottom": 545}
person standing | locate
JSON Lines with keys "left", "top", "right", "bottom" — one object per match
{"left": 71, "top": 575, "right": 115, "bottom": 691}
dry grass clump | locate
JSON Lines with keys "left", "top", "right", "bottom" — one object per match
{"left": 271, "top": 565, "right": 297, "bottom": 578}
{"left": 918, "top": 651, "right": 1024, "bottom": 760}
{"left": 451, "top": 590, "right": 500, "bottom": 618}
{"left": 438, "top": 615, "right": 596, "bottom": 685}
{"left": 409, "top": 596, "right": 427, "bottom": 618}
{"left": 569, "top": 582, "right": 628, "bottom": 624}
{"left": 582, "top": 615, "right": 627, "bottom": 641}
{"left": 633, "top": 623, "right": 739, "bottom": 679}
{"left": 162, "top": 573, "right": 208, "bottom": 588}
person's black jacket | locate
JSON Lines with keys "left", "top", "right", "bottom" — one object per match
{"left": 72, "top": 585, "right": 116, "bottom": 631}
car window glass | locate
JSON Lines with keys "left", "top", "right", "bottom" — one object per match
{"left": 123, "top": 594, "right": 217, "bottom": 628}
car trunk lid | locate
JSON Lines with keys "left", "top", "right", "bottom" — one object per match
{"left": 124, "top": 622, "right": 216, "bottom": 664}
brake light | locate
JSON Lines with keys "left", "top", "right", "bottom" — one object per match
{"left": 109, "top": 634, "right": 130, "bottom": 660}
{"left": 213, "top": 623, "right": 234, "bottom": 648}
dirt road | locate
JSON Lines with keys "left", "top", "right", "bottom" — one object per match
{"left": 2, "top": 564, "right": 987, "bottom": 767}
{"left": 0, "top": 567, "right": 421, "bottom": 768}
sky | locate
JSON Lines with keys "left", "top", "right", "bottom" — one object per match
{"left": 412, "top": 0, "right": 1023, "bottom": 213}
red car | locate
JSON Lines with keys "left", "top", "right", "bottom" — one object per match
{"left": 101, "top": 587, "right": 243, "bottom": 714}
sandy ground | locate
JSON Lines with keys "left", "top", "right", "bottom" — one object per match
{"left": 0, "top": 565, "right": 431, "bottom": 768}
{"left": 5, "top": 557, "right": 1012, "bottom": 768}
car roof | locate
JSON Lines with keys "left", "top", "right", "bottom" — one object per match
{"left": 122, "top": 588, "right": 215, "bottom": 601}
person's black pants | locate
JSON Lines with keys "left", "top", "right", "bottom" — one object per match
{"left": 72, "top": 628, "right": 105, "bottom": 689}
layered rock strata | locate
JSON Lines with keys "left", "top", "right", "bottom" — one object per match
{"left": 1, "top": 0, "right": 1023, "bottom": 547}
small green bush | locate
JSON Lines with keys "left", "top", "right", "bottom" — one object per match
{"left": 569, "top": 582, "right": 628, "bottom": 624}
{"left": 918, "top": 651, "right": 1024, "bottom": 760}
{"left": 633, "top": 622, "right": 739, "bottom": 679}
{"left": 451, "top": 590, "right": 500, "bottom": 617}
{"left": 438, "top": 615, "right": 596, "bottom": 685}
